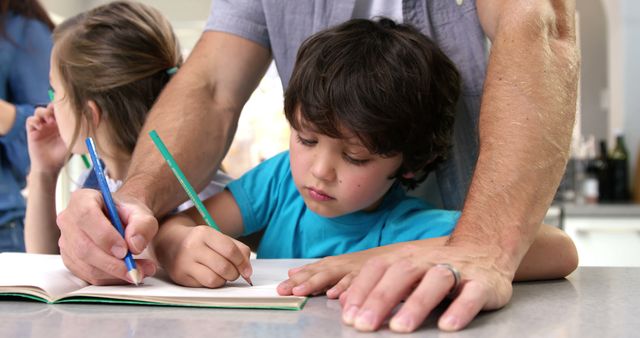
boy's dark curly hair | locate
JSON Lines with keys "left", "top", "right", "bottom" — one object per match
{"left": 284, "top": 18, "right": 461, "bottom": 189}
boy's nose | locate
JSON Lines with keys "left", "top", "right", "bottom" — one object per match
{"left": 310, "top": 157, "right": 336, "bottom": 182}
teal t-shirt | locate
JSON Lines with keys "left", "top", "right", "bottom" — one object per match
{"left": 227, "top": 152, "right": 460, "bottom": 258}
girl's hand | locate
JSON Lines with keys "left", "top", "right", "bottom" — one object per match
{"left": 276, "top": 250, "right": 378, "bottom": 298}
{"left": 26, "top": 104, "right": 67, "bottom": 174}
{"left": 163, "top": 225, "right": 252, "bottom": 288}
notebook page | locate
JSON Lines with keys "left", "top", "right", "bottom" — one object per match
{"left": 0, "top": 253, "right": 88, "bottom": 301}
{"left": 70, "top": 259, "right": 316, "bottom": 300}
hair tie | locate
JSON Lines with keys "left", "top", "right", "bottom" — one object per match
{"left": 166, "top": 66, "right": 178, "bottom": 75}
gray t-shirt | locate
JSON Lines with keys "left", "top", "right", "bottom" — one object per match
{"left": 205, "top": 0, "right": 487, "bottom": 210}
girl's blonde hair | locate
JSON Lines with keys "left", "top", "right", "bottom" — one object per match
{"left": 53, "top": 1, "right": 182, "bottom": 158}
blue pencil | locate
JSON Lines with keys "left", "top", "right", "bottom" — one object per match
{"left": 85, "top": 137, "right": 141, "bottom": 285}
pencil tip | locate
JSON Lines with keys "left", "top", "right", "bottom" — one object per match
{"left": 245, "top": 276, "right": 254, "bottom": 286}
{"left": 128, "top": 269, "right": 142, "bottom": 286}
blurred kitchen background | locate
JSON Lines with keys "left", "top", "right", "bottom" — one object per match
{"left": 41, "top": 0, "right": 640, "bottom": 266}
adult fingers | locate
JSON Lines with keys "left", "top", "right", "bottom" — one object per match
{"left": 59, "top": 235, "right": 129, "bottom": 285}
{"left": 340, "top": 257, "right": 391, "bottom": 325}
{"left": 117, "top": 199, "right": 158, "bottom": 255}
{"left": 388, "top": 264, "right": 459, "bottom": 333}
{"left": 350, "top": 260, "right": 426, "bottom": 332}
{"left": 437, "top": 281, "right": 493, "bottom": 331}
{"left": 58, "top": 189, "right": 128, "bottom": 259}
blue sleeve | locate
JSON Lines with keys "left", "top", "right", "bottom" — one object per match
{"left": 0, "top": 18, "right": 52, "bottom": 179}
{"left": 204, "top": 0, "right": 270, "bottom": 49}
{"left": 380, "top": 203, "right": 460, "bottom": 246}
{"left": 226, "top": 152, "right": 291, "bottom": 236}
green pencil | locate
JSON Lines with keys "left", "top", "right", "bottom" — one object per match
{"left": 149, "top": 130, "right": 220, "bottom": 231}
{"left": 149, "top": 130, "right": 253, "bottom": 286}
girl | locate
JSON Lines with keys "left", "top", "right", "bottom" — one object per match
{"left": 24, "top": 1, "right": 230, "bottom": 254}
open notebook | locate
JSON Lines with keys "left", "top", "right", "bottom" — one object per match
{"left": 0, "top": 253, "right": 310, "bottom": 310}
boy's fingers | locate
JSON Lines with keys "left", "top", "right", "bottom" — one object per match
{"left": 196, "top": 248, "right": 241, "bottom": 282}
{"left": 203, "top": 230, "right": 251, "bottom": 279}
{"left": 290, "top": 270, "right": 341, "bottom": 296}
{"left": 327, "top": 273, "right": 355, "bottom": 299}
{"left": 188, "top": 262, "right": 227, "bottom": 288}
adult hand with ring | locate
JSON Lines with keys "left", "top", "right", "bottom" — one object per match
{"left": 339, "top": 242, "right": 514, "bottom": 333}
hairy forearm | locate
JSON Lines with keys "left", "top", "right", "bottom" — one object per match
{"left": 117, "top": 32, "right": 271, "bottom": 216}
{"left": 24, "top": 172, "right": 60, "bottom": 253}
{"left": 452, "top": 0, "right": 579, "bottom": 274}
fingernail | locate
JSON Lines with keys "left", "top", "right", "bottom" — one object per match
{"left": 131, "top": 235, "right": 146, "bottom": 252}
{"left": 390, "top": 315, "right": 414, "bottom": 333}
{"left": 440, "top": 315, "right": 460, "bottom": 331}
{"left": 243, "top": 267, "right": 252, "bottom": 277}
{"left": 111, "top": 245, "right": 126, "bottom": 258}
{"left": 326, "top": 287, "right": 336, "bottom": 297}
{"left": 342, "top": 305, "right": 359, "bottom": 324}
{"left": 354, "top": 310, "right": 377, "bottom": 331}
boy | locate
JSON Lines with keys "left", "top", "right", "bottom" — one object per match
{"left": 152, "top": 18, "right": 576, "bottom": 292}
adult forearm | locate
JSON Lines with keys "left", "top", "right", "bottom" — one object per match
{"left": 452, "top": 0, "right": 580, "bottom": 274}
{"left": 117, "top": 32, "right": 271, "bottom": 217}
{"left": 118, "top": 69, "right": 237, "bottom": 216}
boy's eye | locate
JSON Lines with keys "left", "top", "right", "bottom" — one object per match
{"left": 296, "top": 134, "right": 317, "bottom": 146}
{"left": 343, "top": 153, "right": 370, "bottom": 166}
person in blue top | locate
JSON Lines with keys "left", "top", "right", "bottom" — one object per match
{"left": 0, "top": 0, "right": 53, "bottom": 252}
{"left": 153, "top": 18, "right": 577, "bottom": 299}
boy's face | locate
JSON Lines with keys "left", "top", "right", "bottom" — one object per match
{"left": 289, "top": 124, "right": 403, "bottom": 218}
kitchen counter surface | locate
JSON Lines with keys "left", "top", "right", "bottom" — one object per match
{"left": 1, "top": 266, "right": 638, "bottom": 337}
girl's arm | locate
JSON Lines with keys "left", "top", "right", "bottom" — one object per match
{"left": 152, "top": 189, "right": 251, "bottom": 288}
{"left": 24, "top": 172, "right": 60, "bottom": 253}
{"left": 24, "top": 106, "right": 68, "bottom": 253}
{"left": 279, "top": 224, "right": 578, "bottom": 296}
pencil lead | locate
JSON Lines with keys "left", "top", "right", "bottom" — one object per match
{"left": 128, "top": 269, "right": 142, "bottom": 286}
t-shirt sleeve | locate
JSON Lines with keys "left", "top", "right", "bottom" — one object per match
{"left": 227, "top": 152, "right": 291, "bottom": 236}
{"left": 380, "top": 202, "right": 460, "bottom": 246}
{"left": 204, "top": 0, "right": 270, "bottom": 50}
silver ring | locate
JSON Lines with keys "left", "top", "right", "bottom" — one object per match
{"left": 435, "top": 263, "right": 461, "bottom": 297}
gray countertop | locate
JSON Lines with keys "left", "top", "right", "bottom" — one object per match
{"left": 1, "top": 266, "right": 639, "bottom": 337}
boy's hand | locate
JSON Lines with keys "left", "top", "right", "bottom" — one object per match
{"left": 164, "top": 225, "right": 252, "bottom": 288}
{"left": 26, "top": 104, "right": 67, "bottom": 174}
{"left": 277, "top": 250, "right": 379, "bottom": 297}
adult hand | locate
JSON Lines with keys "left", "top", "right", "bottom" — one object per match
{"left": 57, "top": 190, "right": 159, "bottom": 285}
{"left": 340, "top": 242, "right": 513, "bottom": 333}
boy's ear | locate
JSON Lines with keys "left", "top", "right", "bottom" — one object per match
{"left": 86, "top": 100, "right": 102, "bottom": 130}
